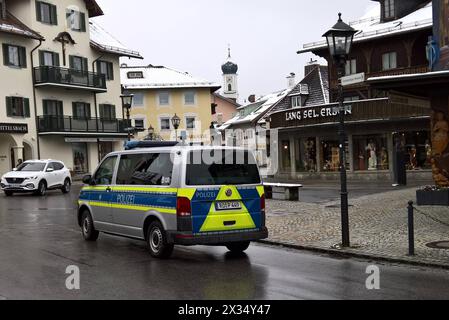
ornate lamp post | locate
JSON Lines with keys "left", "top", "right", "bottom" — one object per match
{"left": 171, "top": 113, "right": 181, "bottom": 141}
{"left": 323, "top": 13, "right": 357, "bottom": 248}
{"left": 121, "top": 93, "right": 134, "bottom": 141}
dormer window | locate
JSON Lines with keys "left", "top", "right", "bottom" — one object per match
{"left": 127, "top": 71, "right": 144, "bottom": 79}
{"left": 291, "top": 96, "right": 302, "bottom": 108}
{"left": 384, "top": 0, "right": 395, "bottom": 20}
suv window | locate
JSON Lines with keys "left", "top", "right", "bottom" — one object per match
{"left": 94, "top": 156, "right": 117, "bottom": 185}
{"left": 51, "top": 162, "right": 64, "bottom": 171}
{"left": 116, "top": 153, "right": 173, "bottom": 186}
{"left": 186, "top": 150, "right": 261, "bottom": 186}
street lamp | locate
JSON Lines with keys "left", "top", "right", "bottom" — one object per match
{"left": 171, "top": 113, "right": 181, "bottom": 141}
{"left": 121, "top": 93, "right": 134, "bottom": 141}
{"left": 323, "top": 13, "right": 357, "bottom": 248}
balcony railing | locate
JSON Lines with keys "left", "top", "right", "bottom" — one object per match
{"left": 33, "top": 66, "right": 107, "bottom": 92}
{"left": 37, "top": 116, "right": 130, "bottom": 134}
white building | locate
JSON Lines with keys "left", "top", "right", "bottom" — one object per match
{"left": 0, "top": 0, "right": 141, "bottom": 176}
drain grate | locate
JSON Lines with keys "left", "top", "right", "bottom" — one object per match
{"left": 426, "top": 241, "right": 449, "bottom": 249}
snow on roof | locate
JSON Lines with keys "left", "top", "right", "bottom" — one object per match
{"left": 89, "top": 21, "right": 142, "bottom": 59}
{"left": 121, "top": 65, "right": 220, "bottom": 90}
{"left": 220, "top": 88, "right": 291, "bottom": 127}
{"left": 299, "top": 1, "right": 432, "bottom": 54}
{"left": 0, "top": 11, "right": 43, "bottom": 40}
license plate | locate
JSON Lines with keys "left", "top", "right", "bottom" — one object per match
{"left": 215, "top": 201, "right": 242, "bottom": 211}
{"left": 9, "top": 184, "right": 21, "bottom": 188}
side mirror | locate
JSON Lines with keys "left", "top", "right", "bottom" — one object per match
{"left": 46, "top": 168, "right": 54, "bottom": 173}
{"left": 82, "top": 174, "right": 94, "bottom": 185}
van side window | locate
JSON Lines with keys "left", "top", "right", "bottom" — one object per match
{"left": 52, "top": 162, "right": 64, "bottom": 171}
{"left": 116, "top": 153, "right": 173, "bottom": 186}
{"left": 94, "top": 156, "right": 117, "bottom": 185}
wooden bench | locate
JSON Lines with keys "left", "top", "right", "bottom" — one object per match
{"left": 264, "top": 183, "right": 303, "bottom": 201}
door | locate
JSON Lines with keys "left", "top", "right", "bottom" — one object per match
{"left": 45, "top": 162, "right": 59, "bottom": 187}
{"left": 89, "top": 155, "right": 118, "bottom": 229}
{"left": 50, "top": 162, "right": 65, "bottom": 186}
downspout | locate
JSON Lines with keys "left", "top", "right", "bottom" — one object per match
{"left": 92, "top": 54, "right": 104, "bottom": 163}
{"left": 31, "top": 39, "right": 43, "bottom": 159}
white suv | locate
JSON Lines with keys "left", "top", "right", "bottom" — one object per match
{"left": 1, "top": 160, "right": 72, "bottom": 197}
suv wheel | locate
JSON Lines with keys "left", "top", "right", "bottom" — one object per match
{"left": 81, "top": 210, "right": 99, "bottom": 241}
{"left": 147, "top": 221, "right": 174, "bottom": 259}
{"left": 36, "top": 181, "right": 47, "bottom": 196}
{"left": 226, "top": 241, "right": 251, "bottom": 253}
{"left": 61, "top": 179, "right": 71, "bottom": 194}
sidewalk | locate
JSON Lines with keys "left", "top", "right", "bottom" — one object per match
{"left": 263, "top": 187, "right": 449, "bottom": 269}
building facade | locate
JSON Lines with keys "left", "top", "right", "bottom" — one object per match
{"left": 211, "top": 92, "right": 240, "bottom": 126}
{"left": 268, "top": 0, "right": 433, "bottom": 181}
{"left": 0, "top": 0, "right": 141, "bottom": 176}
{"left": 121, "top": 64, "right": 220, "bottom": 144}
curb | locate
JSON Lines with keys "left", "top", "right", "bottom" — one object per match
{"left": 257, "top": 239, "right": 449, "bottom": 271}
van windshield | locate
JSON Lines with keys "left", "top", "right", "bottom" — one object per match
{"left": 186, "top": 149, "right": 261, "bottom": 186}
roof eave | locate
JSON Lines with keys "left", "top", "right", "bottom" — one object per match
{"left": 90, "top": 41, "right": 143, "bottom": 59}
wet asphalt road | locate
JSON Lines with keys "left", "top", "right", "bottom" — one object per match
{"left": 1, "top": 185, "right": 449, "bottom": 300}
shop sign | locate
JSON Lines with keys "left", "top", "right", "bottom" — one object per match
{"left": 341, "top": 72, "right": 365, "bottom": 86}
{"left": 0, "top": 123, "right": 28, "bottom": 134}
{"left": 65, "top": 138, "right": 98, "bottom": 143}
{"left": 285, "top": 105, "right": 352, "bottom": 122}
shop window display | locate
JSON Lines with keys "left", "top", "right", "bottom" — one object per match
{"left": 353, "top": 135, "right": 389, "bottom": 171}
{"left": 321, "top": 140, "right": 349, "bottom": 172}
{"left": 298, "top": 138, "right": 317, "bottom": 172}
{"left": 398, "top": 131, "right": 432, "bottom": 170}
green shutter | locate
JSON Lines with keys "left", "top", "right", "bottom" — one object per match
{"left": 82, "top": 57, "right": 88, "bottom": 73}
{"left": 107, "top": 62, "right": 114, "bottom": 80}
{"left": 36, "top": 1, "right": 42, "bottom": 22}
{"left": 99, "top": 104, "right": 104, "bottom": 119}
{"left": 53, "top": 52, "right": 60, "bottom": 67}
{"left": 72, "top": 102, "right": 77, "bottom": 118}
{"left": 111, "top": 105, "right": 116, "bottom": 119}
{"left": 23, "top": 98, "right": 30, "bottom": 118}
{"left": 6, "top": 97, "right": 13, "bottom": 117}
{"left": 43, "top": 99, "right": 48, "bottom": 115}
{"left": 19, "top": 47, "right": 27, "bottom": 68}
{"left": 96, "top": 60, "right": 101, "bottom": 74}
{"left": 69, "top": 55, "right": 74, "bottom": 69}
{"left": 39, "top": 50, "right": 45, "bottom": 66}
{"left": 57, "top": 101, "right": 63, "bottom": 116}
{"left": 50, "top": 4, "right": 57, "bottom": 25}
{"left": 86, "top": 103, "right": 91, "bottom": 118}
{"left": 80, "top": 12, "right": 86, "bottom": 32}
{"left": 2, "top": 44, "right": 9, "bottom": 66}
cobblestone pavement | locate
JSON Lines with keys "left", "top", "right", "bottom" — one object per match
{"left": 265, "top": 187, "right": 449, "bottom": 267}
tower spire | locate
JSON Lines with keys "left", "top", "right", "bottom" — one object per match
{"left": 228, "top": 44, "right": 231, "bottom": 59}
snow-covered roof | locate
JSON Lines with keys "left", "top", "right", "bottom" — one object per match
{"left": 121, "top": 65, "right": 220, "bottom": 90}
{"left": 298, "top": 1, "right": 432, "bottom": 54}
{"left": 89, "top": 21, "right": 142, "bottom": 59}
{"left": 220, "top": 88, "right": 291, "bottom": 128}
{"left": 0, "top": 11, "right": 43, "bottom": 40}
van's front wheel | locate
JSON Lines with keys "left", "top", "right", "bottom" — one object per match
{"left": 226, "top": 241, "right": 251, "bottom": 253}
{"left": 147, "top": 221, "right": 174, "bottom": 259}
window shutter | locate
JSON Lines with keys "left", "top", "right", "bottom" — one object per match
{"left": 39, "top": 50, "right": 45, "bottom": 66}
{"left": 108, "top": 62, "right": 114, "bottom": 80}
{"left": 82, "top": 57, "right": 88, "bottom": 73}
{"left": 24, "top": 98, "right": 30, "bottom": 118}
{"left": 6, "top": 97, "right": 13, "bottom": 117}
{"left": 43, "top": 99, "right": 48, "bottom": 115}
{"left": 111, "top": 105, "right": 116, "bottom": 119}
{"left": 99, "top": 104, "right": 104, "bottom": 119}
{"left": 96, "top": 60, "right": 101, "bottom": 74}
{"left": 72, "top": 102, "right": 77, "bottom": 118}
{"left": 86, "top": 103, "right": 91, "bottom": 118}
{"left": 50, "top": 4, "right": 57, "bottom": 25}
{"left": 2, "top": 44, "right": 9, "bottom": 66}
{"left": 57, "top": 101, "right": 63, "bottom": 116}
{"left": 19, "top": 47, "right": 27, "bottom": 68}
{"left": 69, "top": 55, "right": 74, "bottom": 69}
{"left": 53, "top": 52, "right": 60, "bottom": 67}
{"left": 36, "top": 1, "right": 42, "bottom": 22}
{"left": 80, "top": 12, "right": 86, "bottom": 32}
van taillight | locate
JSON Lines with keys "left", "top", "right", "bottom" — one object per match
{"left": 260, "top": 194, "right": 266, "bottom": 214}
{"left": 177, "top": 197, "right": 191, "bottom": 217}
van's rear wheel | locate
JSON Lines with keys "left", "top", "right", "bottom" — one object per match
{"left": 147, "top": 221, "right": 173, "bottom": 259}
{"left": 81, "top": 210, "right": 99, "bottom": 241}
{"left": 226, "top": 241, "right": 251, "bottom": 253}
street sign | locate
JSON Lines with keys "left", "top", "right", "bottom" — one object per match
{"left": 341, "top": 72, "right": 365, "bottom": 86}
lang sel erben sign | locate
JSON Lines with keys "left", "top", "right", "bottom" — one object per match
{"left": 285, "top": 105, "right": 352, "bottom": 122}
{"left": 0, "top": 123, "right": 28, "bottom": 134}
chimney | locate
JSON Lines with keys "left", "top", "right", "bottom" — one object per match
{"left": 287, "top": 72, "right": 296, "bottom": 89}
{"left": 304, "top": 58, "right": 319, "bottom": 76}
{"left": 248, "top": 94, "right": 256, "bottom": 103}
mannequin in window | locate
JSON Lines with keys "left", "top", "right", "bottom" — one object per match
{"left": 366, "top": 141, "right": 377, "bottom": 170}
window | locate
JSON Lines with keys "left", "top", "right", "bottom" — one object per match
{"left": 185, "top": 150, "right": 261, "bottom": 186}
{"left": 2, "top": 44, "right": 27, "bottom": 68}
{"left": 382, "top": 52, "right": 397, "bottom": 70}
{"left": 127, "top": 71, "right": 144, "bottom": 79}
{"left": 186, "top": 117, "right": 195, "bottom": 129}
{"left": 134, "top": 119, "right": 145, "bottom": 129}
{"left": 73, "top": 143, "right": 89, "bottom": 174}
{"left": 17, "top": 162, "right": 46, "bottom": 172}
{"left": 321, "top": 139, "right": 349, "bottom": 172}
{"left": 39, "top": 50, "right": 59, "bottom": 66}
{"left": 132, "top": 93, "right": 144, "bottom": 107}
{"left": 184, "top": 91, "right": 196, "bottom": 105}
{"left": 353, "top": 135, "right": 389, "bottom": 171}
{"left": 5, "top": 97, "right": 30, "bottom": 118}
{"left": 228, "top": 84, "right": 232, "bottom": 92}
{"left": 51, "top": 162, "right": 64, "bottom": 171}
{"left": 345, "top": 59, "right": 357, "bottom": 75}
{"left": 291, "top": 96, "right": 302, "bottom": 108}
{"left": 116, "top": 153, "right": 173, "bottom": 186}
{"left": 72, "top": 102, "right": 91, "bottom": 119}
{"left": 384, "top": 0, "right": 395, "bottom": 19}
{"left": 158, "top": 92, "right": 170, "bottom": 106}
{"left": 97, "top": 60, "right": 114, "bottom": 80}
{"left": 160, "top": 118, "right": 170, "bottom": 130}
{"left": 43, "top": 100, "right": 63, "bottom": 116}
{"left": 36, "top": 1, "right": 57, "bottom": 25}
{"left": 397, "top": 131, "right": 432, "bottom": 170}
{"left": 66, "top": 9, "right": 86, "bottom": 32}
{"left": 70, "top": 55, "right": 88, "bottom": 72}
{"left": 99, "top": 104, "right": 116, "bottom": 120}
{"left": 93, "top": 156, "right": 117, "bottom": 185}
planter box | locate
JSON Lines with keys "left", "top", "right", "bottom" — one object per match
{"left": 416, "top": 189, "right": 449, "bottom": 206}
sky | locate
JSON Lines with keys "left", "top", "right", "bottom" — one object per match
{"left": 94, "top": 0, "right": 378, "bottom": 103}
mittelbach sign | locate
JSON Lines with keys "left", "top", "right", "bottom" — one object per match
{"left": 0, "top": 123, "right": 28, "bottom": 134}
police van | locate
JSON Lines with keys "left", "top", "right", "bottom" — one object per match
{"left": 77, "top": 142, "right": 268, "bottom": 258}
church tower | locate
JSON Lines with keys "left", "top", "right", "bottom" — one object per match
{"left": 221, "top": 46, "right": 239, "bottom": 102}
